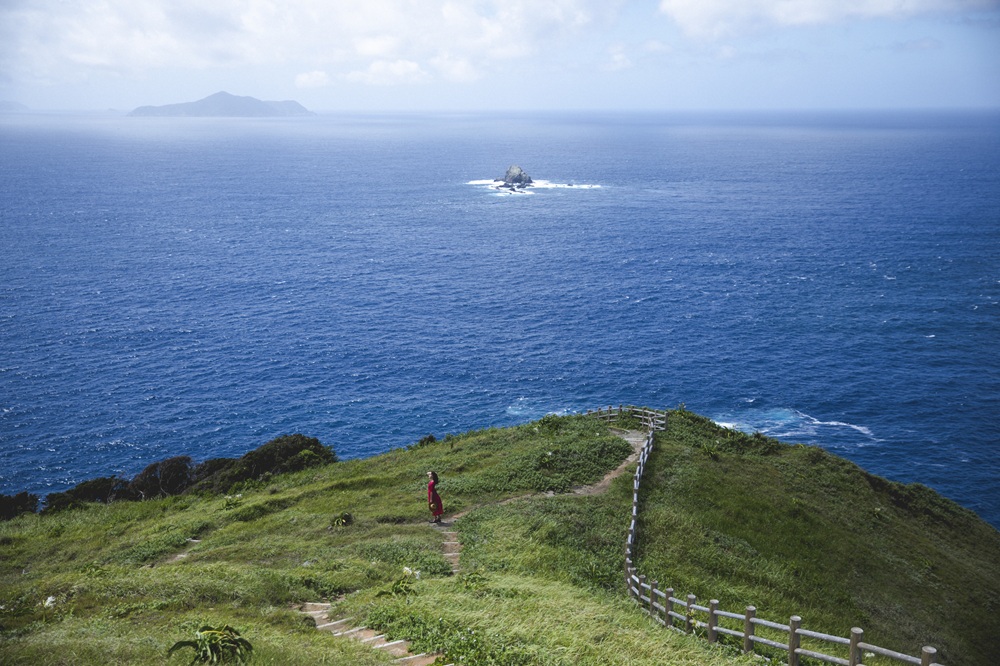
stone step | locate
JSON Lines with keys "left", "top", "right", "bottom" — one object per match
{"left": 316, "top": 617, "right": 352, "bottom": 631}
{"left": 374, "top": 638, "right": 412, "bottom": 657}
{"left": 332, "top": 625, "right": 366, "bottom": 638}
{"left": 394, "top": 654, "right": 443, "bottom": 665}
{"left": 354, "top": 628, "right": 382, "bottom": 643}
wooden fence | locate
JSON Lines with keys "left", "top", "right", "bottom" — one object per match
{"left": 585, "top": 405, "right": 667, "bottom": 432}
{"left": 587, "top": 405, "right": 944, "bottom": 666}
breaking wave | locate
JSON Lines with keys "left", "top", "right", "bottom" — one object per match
{"left": 467, "top": 178, "right": 601, "bottom": 195}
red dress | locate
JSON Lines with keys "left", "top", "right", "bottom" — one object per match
{"left": 428, "top": 479, "right": 443, "bottom": 518}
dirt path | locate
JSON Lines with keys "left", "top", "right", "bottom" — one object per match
{"left": 300, "top": 428, "right": 646, "bottom": 664}
{"left": 575, "top": 428, "right": 646, "bottom": 496}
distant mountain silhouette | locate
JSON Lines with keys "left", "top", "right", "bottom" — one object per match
{"left": 0, "top": 100, "right": 29, "bottom": 113}
{"left": 129, "top": 91, "right": 313, "bottom": 117}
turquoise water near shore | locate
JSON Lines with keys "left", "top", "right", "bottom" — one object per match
{"left": 1, "top": 111, "right": 998, "bottom": 525}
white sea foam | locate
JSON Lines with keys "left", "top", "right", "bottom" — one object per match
{"left": 467, "top": 178, "right": 601, "bottom": 193}
{"left": 712, "top": 407, "right": 878, "bottom": 443}
{"left": 794, "top": 410, "right": 876, "bottom": 439}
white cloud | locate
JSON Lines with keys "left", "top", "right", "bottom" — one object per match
{"left": 346, "top": 59, "right": 430, "bottom": 85}
{"left": 430, "top": 54, "right": 481, "bottom": 83}
{"left": 354, "top": 35, "right": 399, "bottom": 59}
{"left": 603, "top": 45, "right": 632, "bottom": 71}
{"left": 295, "top": 70, "right": 330, "bottom": 88}
{"left": 657, "top": 0, "right": 1000, "bottom": 38}
{"left": 0, "top": 0, "right": 606, "bottom": 86}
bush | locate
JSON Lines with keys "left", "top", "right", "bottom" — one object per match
{"left": 42, "top": 476, "right": 132, "bottom": 514}
{"left": 407, "top": 434, "right": 437, "bottom": 450}
{"left": 168, "top": 624, "right": 253, "bottom": 664}
{"left": 190, "top": 434, "right": 336, "bottom": 494}
{"left": 0, "top": 491, "right": 39, "bottom": 521}
{"left": 192, "top": 458, "right": 238, "bottom": 484}
{"left": 129, "top": 456, "right": 194, "bottom": 499}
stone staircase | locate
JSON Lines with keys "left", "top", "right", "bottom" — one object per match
{"left": 299, "top": 519, "right": 462, "bottom": 665}
{"left": 301, "top": 601, "right": 449, "bottom": 665}
{"left": 298, "top": 429, "right": 643, "bottom": 664}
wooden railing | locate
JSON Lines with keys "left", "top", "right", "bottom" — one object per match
{"left": 587, "top": 405, "right": 944, "bottom": 666}
{"left": 585, "top": 404, "right": 667, "bottom": 432}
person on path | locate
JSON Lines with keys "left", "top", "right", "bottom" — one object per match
{"left": 427, "top": 471, "right": 443, "bottom": 524}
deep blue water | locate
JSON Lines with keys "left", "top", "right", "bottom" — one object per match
{"left": 1, "top": 111, "right": 998, "bottom": 527}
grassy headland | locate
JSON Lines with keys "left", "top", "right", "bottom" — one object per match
{"left": 1, "top": 411, "right": 996, "bottom": 665}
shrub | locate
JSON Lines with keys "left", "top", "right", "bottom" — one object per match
{"left": 0, "top": 491, "right": 39, "bottom": 520}
{"left": 42, "top": 476, "right": 132, "bottom": 514}
{"left": 408, "top": 434, "right": 437, "bottom": 450}
{"left": 189, "top": 434, "right": 335, "bottom": 494}
{"left": 168, "top": 624, "right": 253, "bottom": 664}
{"left": 129, "top": 456, "right": 194, "bottom": 499}
{"left": 192, "top": 458, "right": 238, "bottom": 484}
{"left": 331, "top": 512, "right": 354, "bottom": 527}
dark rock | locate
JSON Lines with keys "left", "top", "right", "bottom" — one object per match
{"left": 501, "top": 165, "right": 533, "bottom": 187}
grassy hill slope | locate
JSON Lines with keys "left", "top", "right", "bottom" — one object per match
{"left": 635, "top": 409, "right": 1000, "bottom": 665}
{"left": 1, "top": 410, "right": 996, "bottom": 665}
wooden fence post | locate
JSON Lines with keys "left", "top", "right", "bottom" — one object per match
{"left": 849, "top": 627, "right": 863, "bottom": 666}
{"left": 788, "top": 616, "right": 801, "bottom": 666}
{"left": 664, "top": 588, "right": 674, "bottom": 628}
{"left": 649, "top": 580, "right": 658, "bottom": 617}
{"left": 638, "top": 575, "right": 646, "bottom": 606}
{"left": 920, "top": 647, "right": 937, "bottom": 666}
{"left": 685, "top": 594, "right": 696, "bottom": 633}
{"left": 708, "top": 600, "right": 718, "bottom": 643}
{"left": 743, "top": 606, "right": 756, "bottom": 653}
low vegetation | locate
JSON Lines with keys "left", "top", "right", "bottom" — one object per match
{"left": 0, "top": 410, "right": 996, "bottom": 665}
{"left": 635, "top": 409, "right": 1000, "bottom": 665}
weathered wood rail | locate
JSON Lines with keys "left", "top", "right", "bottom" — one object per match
{"left": 586, "top": 405, "right": 944, "bottom": 666}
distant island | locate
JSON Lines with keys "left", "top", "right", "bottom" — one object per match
{"left": 128, "top": 91, "right": 313, "bottom": 117}
{"left": 0, "top": 100, "right": 29, "bottom": 113}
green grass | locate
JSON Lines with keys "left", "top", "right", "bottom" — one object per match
{"left": 0, "top": 414, "right": 653, "bottom": 664}
{"left": 1, "top": 410, "right": 996, "bottom": 665}
{"left": 338, "top": 573, "right": 756, "bottom": 666}
{"left": 635, "top": 408, "right": 1000, "bottom": 666}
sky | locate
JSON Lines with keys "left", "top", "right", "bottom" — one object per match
{"left": 1, "top": 0, "right": 998, "bottom": 112}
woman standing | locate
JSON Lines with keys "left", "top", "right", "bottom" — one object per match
{"left": 427, "top": 471, "right": 443, "bottom": 524}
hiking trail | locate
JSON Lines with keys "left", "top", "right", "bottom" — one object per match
{"left": 299, "top": 428, "right": 645, "bottom": 664}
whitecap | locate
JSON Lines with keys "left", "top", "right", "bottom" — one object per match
{"left": 711, "top": 407, "right": 878, "bottom": 444}
{"left": 794, "top": 410, "right": 876, "bottom": 439}
{"left": 492, "top": 188, "right": 535, "bottom": 196}
{"left": 467, "top": 177, "right": 601, "bottom": 192}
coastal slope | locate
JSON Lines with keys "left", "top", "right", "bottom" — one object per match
{"left": 0, "top": 411, "right": 996, "bottom": 665}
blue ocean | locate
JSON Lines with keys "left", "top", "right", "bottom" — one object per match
{"left": 1, "top": 111, "right": 998, "bottom": 527}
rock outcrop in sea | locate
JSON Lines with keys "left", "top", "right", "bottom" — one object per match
{"left": 500, "top": 165, "right": 533, "bottom": 188}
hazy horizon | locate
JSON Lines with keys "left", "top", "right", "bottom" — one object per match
{"left": 2, "top": 1, "right": 998, "bottom": 113}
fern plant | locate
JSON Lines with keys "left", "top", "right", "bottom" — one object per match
{"left": 168, "top": 624, "right": 253, "bottom": 664}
